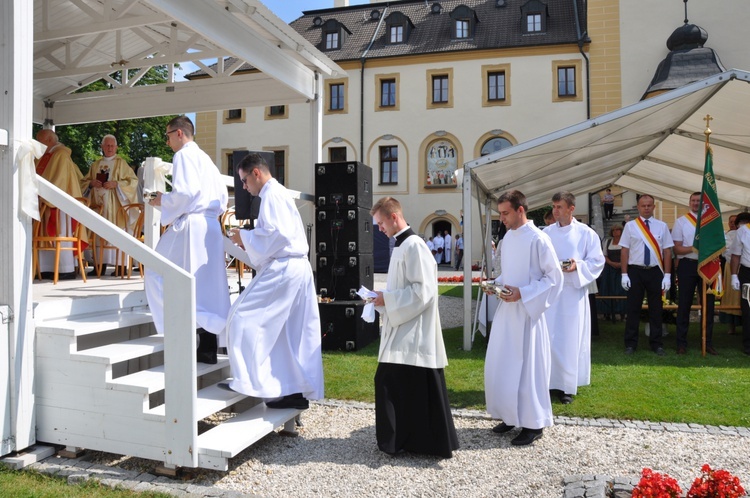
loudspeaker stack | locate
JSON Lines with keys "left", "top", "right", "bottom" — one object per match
{"left": 314, "top": 162, "right": 379, "bottom": 351}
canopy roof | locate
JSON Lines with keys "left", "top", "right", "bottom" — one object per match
{"left": 465, "top": 69, "right": 750, "bottom": 212}
{"left": 33, "top": 0, "right": 344, "bottom": 125}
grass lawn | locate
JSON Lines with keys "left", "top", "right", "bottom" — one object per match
{"left": 324, "top": 285, "right": 750, "bottom": 427}
{"left": 0, "top": 464, "right": 171, "bottom": 497}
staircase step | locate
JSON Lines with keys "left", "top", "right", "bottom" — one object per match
{"left": 107, "top": 356, "right": 230, "bottom": 394}
{"left": 70, "top": 335, "right": 164, "bottom": 364}
{"left": 197, "top": 403, "right": 302, "bottom": 459}
{"left": 145, "top": 382, "right": 247, "bottom": 421}
{"left": 36, "top": 308, "right": 152, "bottom": 337}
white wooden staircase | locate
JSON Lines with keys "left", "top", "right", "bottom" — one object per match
{"left": 33, "top": 290, "right": 302, "bottom": 471}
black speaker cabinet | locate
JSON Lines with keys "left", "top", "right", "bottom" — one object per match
{"left": 232, "top": 150, "right": 274, "bottom": 221}
{"left": 317, "top": 253, "right": 374, "bottom": 300}
{"left": 319, "top": 300, "right": 379, "bottom": 351}
{"left": 315, "top": 162, "right": 373, "bottom": 210}
{"left": 315, "top": 206, "right": 374, "bottom": 255}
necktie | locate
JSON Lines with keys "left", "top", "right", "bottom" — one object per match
{"left": 643, "top": 219, "right": 651, "bottom": 266}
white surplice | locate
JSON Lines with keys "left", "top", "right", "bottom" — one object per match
{"left": 485, "top": 221, "right": 562, "bottom": 429}
{"left": 433, "top": 234, "right": 444, "bottom": 264}
{"left": 377, "top": 230, "right": 448, "bottom": 369}
{"left": 544, "top": 219, "right": 604, "bottom": 395}
{"left": 225, "top": 178, "right": 323, "bottom": 400}
{"left": 145, "top": 141, "right": 230, "bottom": 338}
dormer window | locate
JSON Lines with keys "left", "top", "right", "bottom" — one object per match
{"left": 321, "top": 19, "right": 351, "bottom": 51}
{"left": 450, "top": 5, "right": 478, "bottom": 40}
{"left": 520, "top": 0, "right": 548, "bottom": 34}
{"left": 325, "top": 31, "right": 339, "bottom": 50}
{"left": 385, "top": 12, "right": 414, "bottom": 45}
{"left": 390, "top": 25, "right": 403, "bottom": 43}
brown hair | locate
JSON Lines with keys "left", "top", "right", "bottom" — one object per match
{"left": 497, "top": 190, "right": 528, "bottom": 212}
{"left": 370, "top": 196, "right": 402, "bottom": 217}
{"left": 167, "top": 115, "right": 195, "bottom": 138}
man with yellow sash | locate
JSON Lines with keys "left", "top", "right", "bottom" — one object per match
{"left": 672, "top": 192, "right": 717, "bottom": 355}
{"left": 620, "top": 194, "right": 674, "bottom": 355}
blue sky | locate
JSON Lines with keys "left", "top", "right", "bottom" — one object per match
{"left": 263, "top": 1, "right": 370, "bottom": 23}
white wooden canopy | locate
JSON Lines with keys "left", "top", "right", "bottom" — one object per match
{"left": 460, "top": 69, "right": 750, "bottom": 351}
{"left": 1, "top": 0, "right": 344, "bottom": 460}
{"left": 465, "top": 69, "right": 750, "bottom": 213}
{"left": 33, "top": 0, "right": 344, "bottom": 125}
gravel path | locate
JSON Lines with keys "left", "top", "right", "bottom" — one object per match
{"left": 209, "top": 402, "right": 750, "bottom": 498}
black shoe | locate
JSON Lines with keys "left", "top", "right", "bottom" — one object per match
{"left": 58, "top": 271, "right": 77, "bottom": 280}
{"left": 559, "top": 393, "right": 573, "bottom": 405}
{"left": 266, "top": 393, "right": 309, "bottom": 410}
{"left": 39, "top": 272, "right": 54, "bottom": 280}
{"left": 511, "top": 428, "right": 543, "bottom": 446}
{"left": 677, "top": 347, "right": 687, "bottom": 355}
{"left": 196, "top": 351, "right": 217, "bottom": 364}
{"left": 88, "top": 264, "right": 107, "bottom": 277}
{"left": 706, "top": 346, "right": 718, "bottom": 356}
{"left": 654, "top": 347, "right": 666, "bottom": 356}
{"left": 492, "top": 422, "right": 515, "bottom": 434}
{"left": 217, "top": 382, "right": 236, "bottom": 392}
{"left": 624, "top": 346, "right": 635, "bottom": 355}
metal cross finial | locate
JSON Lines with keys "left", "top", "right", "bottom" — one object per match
{"left": 684, "top": 0, "right": 689, "bottom": 24}
{"left": 704, "top": 114, "right": 713, "bottom": 139}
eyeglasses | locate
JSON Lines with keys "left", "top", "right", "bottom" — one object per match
{"left": 165, "top": 129, "right": 178, "bottom": 139}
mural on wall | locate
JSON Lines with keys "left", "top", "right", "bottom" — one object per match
{"left": 426, "top": 140, "right": 457, "bottom": 187}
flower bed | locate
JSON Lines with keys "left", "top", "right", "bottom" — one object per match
{"left": 631, "top": 465, "right": 745, "bottom": 498}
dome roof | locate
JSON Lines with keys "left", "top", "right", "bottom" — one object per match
{"left": 666, "top": 23, "right": 708, "bottom": 51}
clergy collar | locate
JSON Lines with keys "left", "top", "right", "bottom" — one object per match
{"left": 394, "top": 227, "right": 414, "bottom": 247}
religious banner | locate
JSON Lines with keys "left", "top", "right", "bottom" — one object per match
{"left": 694, "top": 144, "right": 724, "bottom": 285}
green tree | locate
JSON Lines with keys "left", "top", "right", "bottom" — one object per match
{"left": 37, "top": 65, "right": 178, "bottom": 175}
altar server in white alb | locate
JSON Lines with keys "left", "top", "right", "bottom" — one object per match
{"left": 485, "top": 190, "right": 562, "bottom": 446}
{"left": 544, "top": 192, "right": 604, "bottom": 405}
{"left": 371, "top": 196, "right": 458, "bottom": 457}
{"left": 145, "top": 116, "right": 230, "bottom": 364}
{"left": 224, "top": 153, "right": 323, "bottom": 409}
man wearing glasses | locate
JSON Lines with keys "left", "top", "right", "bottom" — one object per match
{"left": 145, "top": 115, "right": 230, "bottom": 364}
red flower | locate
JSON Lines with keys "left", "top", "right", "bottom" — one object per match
{"left": 632, "top": 468, "right": 683, "bottom": 498}
{"left": 686, "top": 464, "right": 746, "bottom": 498}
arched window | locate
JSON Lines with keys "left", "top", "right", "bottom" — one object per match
{"left": 426, "top": 140, "right": 458, "bottom": 187}
{"left": 481, "top": 137, "right": 512, "bottom": 156}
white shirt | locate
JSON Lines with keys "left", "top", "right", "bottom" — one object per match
{"left": 671, "top": 212, "right": 698, "bottom": 261}
{"left": 731, "top": 224, "right": 750, "bottom": 267}
{"left": 620, "top": 216, "right": 674, "bottom": 267}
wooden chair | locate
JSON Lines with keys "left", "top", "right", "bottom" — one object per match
{"left": 32, "top": 198, "right": 88, "bottom": 285}
{"left": 221, "top": 208, "right": 250, "bottom": 278}
{"left": 121, "top": 203, "right": 145, "bottom": 279}
{"left": 88, "top": 204, "right": 120, "bottom": 278}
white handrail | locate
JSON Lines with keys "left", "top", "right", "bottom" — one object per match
{"left": 36, "top": 176, "right": 198, "bottom": 468}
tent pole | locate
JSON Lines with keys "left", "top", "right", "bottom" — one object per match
{"left": 462, "top": 168, "right": 473, "bottom": 351}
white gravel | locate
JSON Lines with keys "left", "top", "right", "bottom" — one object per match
{"left": 209, "top": 401, "right": 750, "bottom": 498}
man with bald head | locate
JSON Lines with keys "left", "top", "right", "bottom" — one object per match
{"left": 35, "top": 128, "right": 85, "bottom": 280}
{"left": 82, "top": 135, "right": 138, "bottom": 276}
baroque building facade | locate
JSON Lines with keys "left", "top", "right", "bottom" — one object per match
{"left": 193, "top": 0, "right": 750, "bottom": 265}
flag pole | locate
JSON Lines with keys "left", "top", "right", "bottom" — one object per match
{"left": 701, "top": 115, "right": 712, "bottom": 358}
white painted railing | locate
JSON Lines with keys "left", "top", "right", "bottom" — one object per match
{"left": 36, "top": 176, "right": 198, "bottom": 468}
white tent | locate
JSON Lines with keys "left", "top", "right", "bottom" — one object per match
{"left": 460, "top": 69, "right": 750, "bottom": 350}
